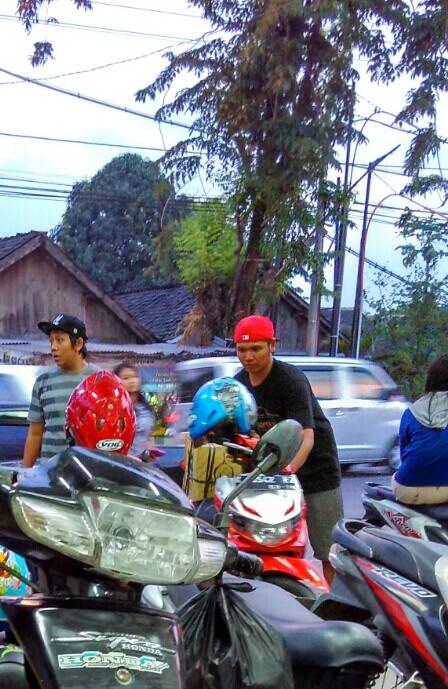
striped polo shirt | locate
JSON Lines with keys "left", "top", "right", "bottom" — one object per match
{"left": 28, "top": 364, "right": 98, "bottom": 460}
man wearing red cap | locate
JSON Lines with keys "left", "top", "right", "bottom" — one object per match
{"left": 234, "top": 314, "right": 342, "bottom": 583}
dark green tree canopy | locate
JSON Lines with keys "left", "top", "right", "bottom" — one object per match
{"left": 51, "top": 153, "right": 181, "bottom": 293}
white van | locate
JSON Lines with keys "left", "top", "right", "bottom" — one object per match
{"left": 175, "top": 356, "right": 407, "bottom": 470}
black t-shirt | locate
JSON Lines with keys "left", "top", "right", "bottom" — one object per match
{"left": 235, "top": 359, "right": 340, "bottom": 494}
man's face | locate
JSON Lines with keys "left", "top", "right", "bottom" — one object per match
{"left": 49, "top": 330, "right": 83, "bottom": 369}
{"left": 236, "top": 340, "right": 275, "bottom": 375}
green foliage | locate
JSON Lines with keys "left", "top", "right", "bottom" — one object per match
{"left": 175, "top": 201, "right": 236, "bottom": 291}
{"left": 134, "top": 0, "right": 448, "bottom": 320}
{"left": 368, "top": 212, "right": 448, "bottom": 399}
{"left": 173, "top": 201, "right": 237, "bottom": 340}
{"left": 18, "top": 1, "right": 448, "bottom": 326}
{"left": 51, "top": 154, "right": 181, "bottom": 293}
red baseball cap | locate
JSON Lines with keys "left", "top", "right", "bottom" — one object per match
{"left": 234, "top": 315, "right": 276, "bottom": 343}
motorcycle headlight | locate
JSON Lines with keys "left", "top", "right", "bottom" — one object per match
{"left": 234, "top": 515, "right": 297, "bottom": 545}
{"left": 11, "top": 493, "right": 226, "bottom": 585}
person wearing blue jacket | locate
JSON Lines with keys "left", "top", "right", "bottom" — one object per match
{"left": 393, "top": 355, "right": 448, "bottom": 504}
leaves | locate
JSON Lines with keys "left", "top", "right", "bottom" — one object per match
{"left": 369, "top": 210, "right": 448, "bottom": 399}
{"left": 16, "top": 0, "right": 92, "bottom": 64}
{"left": 50, "top": 154, "right": 182, "bottom": 293}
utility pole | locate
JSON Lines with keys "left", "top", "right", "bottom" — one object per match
{"left": 330, "top": 171, "right": 350, "bottom": 356}
{"left": 351, "top": 144, "right": 400, "bottom": 358}
{"left": 330, "top": 100, "right": 354, "bottom": 357}
{"left": 306, "top": 199, "right": 325, "bottom": 355}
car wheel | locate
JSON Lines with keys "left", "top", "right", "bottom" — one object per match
{"left": 387, "top": 439, "right": 401, "bottom": 473}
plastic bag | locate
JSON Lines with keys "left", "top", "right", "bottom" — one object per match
{"left": 179, "top": 582, "right": 294, "bottom": 689}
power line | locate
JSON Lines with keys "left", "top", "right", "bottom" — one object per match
{"left": 91, "top": 0, "right": 203, "bottom": 19}
{"left": 0, "top": 39, "right": 197, "bottom": 86}
{"left": 0, "top": 13, "right": 193, "bottom": 41}
{"left": 0, "top": 130, "right": 169, "bottom": 153}
{"left": 0, "top": 66, "right": 192, "bottom": 131}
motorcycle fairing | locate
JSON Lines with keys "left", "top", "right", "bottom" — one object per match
{"left": 2, "top": 596, "right": 184, "bottom": 689}
{"left": 357, "top": 557, "right": 448, "bottom": 688}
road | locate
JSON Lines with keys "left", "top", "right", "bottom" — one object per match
{"left": 341, "top": 463, "right": 391, "bottom": 518}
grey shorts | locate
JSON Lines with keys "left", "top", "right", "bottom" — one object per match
{"left": 305, "top": 486, "right": 344, "bottom": 561}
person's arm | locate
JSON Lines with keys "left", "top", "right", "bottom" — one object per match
{"left": 281, "top": 370, "right": 316, "bottom": 471}
{"left": 288, "top": 428, "right": 314, "bottom": 472}
{"left": 399, "top": 410, "right": 411, "bottom": 457}
{"left": 23, "top": 376, "right": 44, "bottom": 468}
{"left": 23, "top": 421, "right": 45, "bottom": 468}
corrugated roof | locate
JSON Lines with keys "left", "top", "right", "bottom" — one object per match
{"left": 0, "top": 337, "right": 228, "bottom": 357}
{"left": 116, "top": 285, "right": 195, "bottom": 341}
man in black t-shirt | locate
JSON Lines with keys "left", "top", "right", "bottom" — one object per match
{"left": 233, "top": 314, "right": 343, "bottom": 583}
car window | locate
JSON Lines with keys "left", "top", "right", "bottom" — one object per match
{"left": 176, "top": 367, "right": 216, "bottom": 403}
{"left": 299, "top": 367, "right": 339, "bottom": 400}
{"left": 347, "top": 367, "right": 384, "bottom": 400}
{"left": 0, "top": 374, "right": 31, "bottom": 406}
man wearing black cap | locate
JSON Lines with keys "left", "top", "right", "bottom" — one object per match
{"left": 23, "top": 314, "right": 97, "bottom": 468}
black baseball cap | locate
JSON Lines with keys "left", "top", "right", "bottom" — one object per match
{"left": 38, "top": 314, "right": 88, "bottom": 340}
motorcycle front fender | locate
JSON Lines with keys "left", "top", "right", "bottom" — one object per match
{"left": 260, "top": 555, "right": 329, "bottom": 592}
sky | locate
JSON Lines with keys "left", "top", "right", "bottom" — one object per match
{"left": 1, "top": 0, "right": 447, "bottom": 310}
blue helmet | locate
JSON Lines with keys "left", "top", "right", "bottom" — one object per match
{"left": 188, "top": 377, "right": 257, "bottom": 440}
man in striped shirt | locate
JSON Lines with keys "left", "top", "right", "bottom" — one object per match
{"left": 23, "top": 314, "right": 97, "bottom": 467}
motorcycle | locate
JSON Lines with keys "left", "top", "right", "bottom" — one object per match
{"left": 313, "top": 517, "right": 448, "bottom": 688}
{"left": 363, "top": 481, "right": 448, "bottom": 543}
{"left": 195, "top": 432, "right": 328, "bottom": 606}
{"left": 0, "top": 419, "right": 384, "bottom": 689}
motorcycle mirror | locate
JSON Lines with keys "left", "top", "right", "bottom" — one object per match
{"left": 253, "top": 420, "right": 303, "bottom": 475}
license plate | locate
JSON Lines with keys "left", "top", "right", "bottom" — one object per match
{"left": 239, "top": 474, "right": 297, "bottom": 491}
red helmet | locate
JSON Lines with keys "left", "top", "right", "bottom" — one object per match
{"left": 66, "top": 371, "right": 136, "bottom": 454}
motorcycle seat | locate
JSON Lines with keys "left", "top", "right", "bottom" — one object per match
{"left": 363, "top": 482, "right": 394, "bottom": 500}
{"left": 410, "top": 503, "right": 448, "bottom": 522}
{"left": 357, "top": 526, "right": 446, "bottom": 593}
{"left": 363, "top": 482, "right": 448, "bottom": 523}
{"left": 229, "top": 576, "right": 383, "bottom": 670}
{"left": 169, "top": 576, "right": 383, "bottom": 671}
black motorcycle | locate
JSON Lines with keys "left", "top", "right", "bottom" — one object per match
{"left": 314, "top": 517, "right": 448, "bottom": 689}
{"left": 0, "top": 420, "right": 383, "bottom": 689}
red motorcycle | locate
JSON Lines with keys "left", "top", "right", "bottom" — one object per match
{"left": 197, "top": 435, "right": 329, "bottom": 607}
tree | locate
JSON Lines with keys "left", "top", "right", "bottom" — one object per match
{"left": 368, "top": 211, "right": 448, "bottom": 399}
{"left": 51, "top": 153, "right": 182, "bottom": 293}
{"left": 134, "top": 0, "right": 448, "bottom": 325}
{"left": 18, "top": 2, "right": 448, "bottom": 328}
{"left": 173, "top": 200, "right": 237, "bottom": 344}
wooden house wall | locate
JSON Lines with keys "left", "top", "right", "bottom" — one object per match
{"left": 0, "top": 248, "right": 140, "bottom": 343}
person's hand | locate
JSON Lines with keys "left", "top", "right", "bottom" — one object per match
{"left": 140, "top": 448, "right": 165, "bottom": 462}
{"left": 281, "top": 465, "right": 294, "bottom": 475}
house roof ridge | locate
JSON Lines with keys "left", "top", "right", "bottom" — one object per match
{"left": 115, "top": 283, "right": 186, "bottom": 296}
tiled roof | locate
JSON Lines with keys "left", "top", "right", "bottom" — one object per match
{"left": 116, "top": 285, "right": 195, "bottom": 342}
{"left": 0, "top": 231, "right": 41, "bottom": 262}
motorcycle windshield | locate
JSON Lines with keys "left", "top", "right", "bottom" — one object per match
{"left": 17, "top": 445, "right": 194, "bottom": 513}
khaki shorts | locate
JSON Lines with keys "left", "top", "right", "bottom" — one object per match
{"left": 392, "top": 476, "right": 448, "bottom": 505}
{"left": 305, "top": 486, "right": 344, "bottom": 561}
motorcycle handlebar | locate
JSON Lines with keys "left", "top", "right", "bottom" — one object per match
{"left": 223, "top": 543, "right": 264, "bottom": 577}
